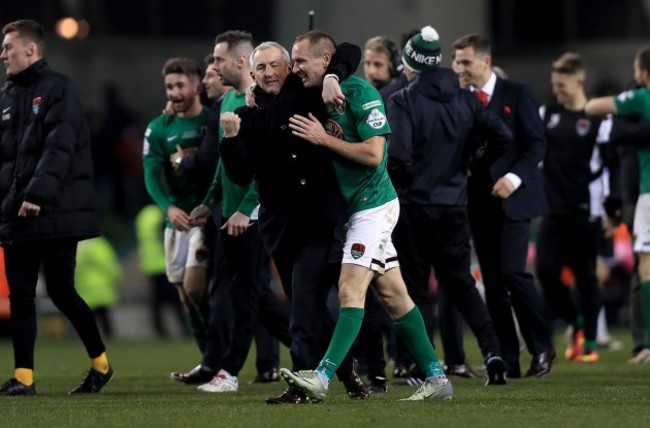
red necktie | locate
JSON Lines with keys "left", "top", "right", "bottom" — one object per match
{"left": 475, "top": 90, "right": 489, "bottom": 106}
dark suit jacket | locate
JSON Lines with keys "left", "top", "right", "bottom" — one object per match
{"left": 469, "top": 77, "right": 547, "bottom": 221}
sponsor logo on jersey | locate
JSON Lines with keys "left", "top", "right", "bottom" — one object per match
{"left": 366, "top": 108, "right": 386, "bottom": 129}
{"left": 182, "top": 130, "right": 199, "bottom": 139}
{"left": 351, "top": 243, "right": 365, "bottom": 259}
{"left": 324, "top": 118, "right": 344, "bottom": 139}
{"left": 32, "top": 97, "right": 42, "bottom": 115}
{"left": 576, "top": 118, "right": 591, "bottom": 136}
{"left": 362, "top": 100, "right": 381, "bottom": 110}
{"left": 142, "top": 138, "right": 150, "bottom": 155}
{"left": 617, "top": 90, "right": 635, "bottom": 102}
{"left": 547, "top": 113, "right": 560, "bottom": 129}
{"left": 167, "top": 135, "right": 178, "bottom": 142}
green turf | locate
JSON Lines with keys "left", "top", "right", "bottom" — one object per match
{"left": 0, "top": 331, "right": 649, "bottom": 428}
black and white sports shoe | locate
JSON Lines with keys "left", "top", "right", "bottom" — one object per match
{"left": 169, "top": 364, "right": 215, "bottom": 384}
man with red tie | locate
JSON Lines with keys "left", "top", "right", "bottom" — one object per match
{"left": 453, "top": 34, "right": 554, "bottom": 379}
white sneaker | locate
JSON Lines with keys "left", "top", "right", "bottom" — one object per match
{"left": 628, "top": 348, "right": 650, "bottom": 364}
{"left": 400, "top": 377, "right": 453, "bottom": 401}
{"left": 197, "top": 370, "right": 239, "bottom": 393}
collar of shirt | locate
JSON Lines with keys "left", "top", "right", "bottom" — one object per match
{"left": 471, "top": 71, "right": 497, "bottom": 101}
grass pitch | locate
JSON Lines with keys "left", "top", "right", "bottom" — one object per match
{"left": 1, "top": 331, "right": 649, "bottom": 428}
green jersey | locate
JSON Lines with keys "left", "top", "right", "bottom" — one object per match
{"left": 615, "top": 87, "right": 650, "bottom": 194}
{"left": 143, "top": 108, "right": 209, "bottom": 226}
{"left": 202, "top": 89, "right": 258, "bottom": 218}
{"left": 327, "top": 75, "right": 396, "bottom": 214}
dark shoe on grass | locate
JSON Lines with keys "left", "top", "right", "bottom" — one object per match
{"left": 0, "top": 378, "right": 35, "bottom": 396}
{"left": 342, "top": 369, "right": 370, "bottom": 399}
{"left": 368, "top": 376, "right": 388, "bottom": 393}
{"left": 69, "top": 366, "right": 114, "bottom": 394}
{"left": 170, "top": 364, "right": 215, "bottom": 384}
{"left": 485, "top": 355, "right": 507, "bottom": 386}
{"left": 253, "top": 368, "right": 280, "bottom": 383}
{"left": 445, "top": 364, "right": 478, "bottom": 379}
{"left": 265, "top": 386, "right": 308, "bottom": 404}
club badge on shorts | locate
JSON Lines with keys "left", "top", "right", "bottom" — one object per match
{"left": 195, "top": 248, "right": 208, "bottom": 263}
{"left": 351, "top": 243, "right": 365, "bottom": 260}
{"left": 32, "top": 97, "right": 42, "bottom": 115}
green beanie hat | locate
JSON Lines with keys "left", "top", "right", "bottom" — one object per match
{"left": 402, "top": 25, "right": 441, "bottom": 72}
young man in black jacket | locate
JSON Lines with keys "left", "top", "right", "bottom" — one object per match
{"left": 0, "top": 19, "right": 111, "bottom": 396}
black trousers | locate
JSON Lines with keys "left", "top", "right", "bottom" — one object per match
{"left": 150, "top": 273, "right": 189, "bottom": 338}
{"left": 392, "top": 204, "right": 502, "bottom": 361}
{"left": 536, "top": 213, "right": 602, "bottom": 343}
{"left": 254, "top": 322, "right": 280, "bottom": 373}
{"left": 271, "top": 235, "right": 355, "bottom": 379}
{"left": 4, "top": 238, "right": 105, "bottom": 369}
{"left": 469, "top": 195, "right": 552, "bottom": 373}
{"left": 437, "top": 286, "right": 466, "bottom": 366}
{"left": 203, "top": 221, "right": 291, "bottom": 376}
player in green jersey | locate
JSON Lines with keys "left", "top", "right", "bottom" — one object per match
{"left": 586, "top": 45, "right": 650, "bottom": 363}
{"left": 142, "top": 57, "right": 211, "bottom": 354}
{"left": 279, "top": 30, "right": 452, "bottom": 402}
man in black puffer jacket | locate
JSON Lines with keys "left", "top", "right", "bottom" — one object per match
{"left": 0, "top": 19, "right": 111, "bottom": 396}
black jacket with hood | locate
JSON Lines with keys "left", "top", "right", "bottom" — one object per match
{"left": 387, "top": 67, "right": 512, "bottom": 206}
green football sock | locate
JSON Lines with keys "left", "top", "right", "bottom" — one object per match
{"left": 187, "top": 306, "right": 208, "bottom": 352}
{"left": 315, "top": 307, "right": 365, "bottom": 379}
{"left": 642, "top": 280, "right": 650, "bottom": 347}
{"left": 585, "top": 339, "right": 597, "bottom": 353}
{"left": 574, "top": 314, "right": 584, "bottom": 330}
{"left": 394, "top": 307, "right": 445, "bottom": 378}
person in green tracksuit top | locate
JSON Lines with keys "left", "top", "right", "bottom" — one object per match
{"left": 585, "top": 44, "right": 650, "bottom": 363}
{"left": 142, "top": 57, "right": 211, "bottom": 353}
{"left": 186, "top": 31, "right": 285, "bottom": 394}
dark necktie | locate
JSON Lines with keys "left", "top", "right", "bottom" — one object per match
{"left": 475, "top": 90, "right": 489, "bottom": 106}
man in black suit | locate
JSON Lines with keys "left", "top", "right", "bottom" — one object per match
{"left": 452, "top": 34, "right": 554, "bottom": 378}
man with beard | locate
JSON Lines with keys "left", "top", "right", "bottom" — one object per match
{"left": 143, "top": 57, "right": 211, "bottom": 357}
